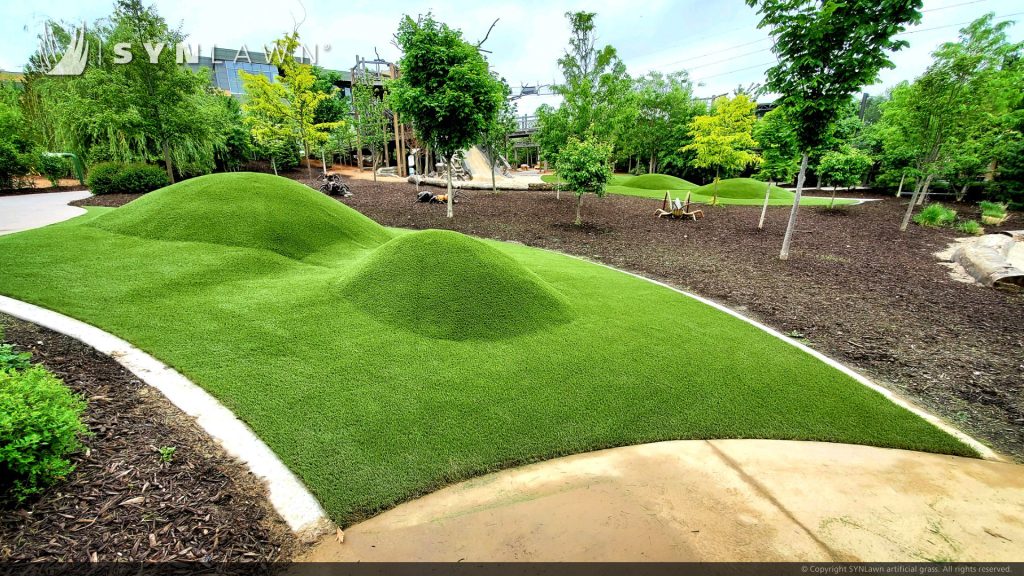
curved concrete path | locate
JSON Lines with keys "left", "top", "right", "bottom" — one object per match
{"left": 0, "top": 190, "right": 91, "bottom": 235}
{"left": 302, "top": 440, "right": 1024, "bottom": 562}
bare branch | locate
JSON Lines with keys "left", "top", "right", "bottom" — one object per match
{"left": 476, "top": 18, "right": 499, "bottom": 48}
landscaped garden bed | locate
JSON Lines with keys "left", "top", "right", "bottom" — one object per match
{"left": 0, "top": 314, "right": 296, "bottom": 563}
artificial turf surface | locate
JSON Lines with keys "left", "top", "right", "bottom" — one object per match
{"left": 543, "top": 173, "right": 857, "bottom": 206}
{"left": 0, "top": 173, "right": 973, "bottom": 524}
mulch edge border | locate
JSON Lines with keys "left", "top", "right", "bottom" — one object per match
{"left": 547, "top": 249, "right": 1002, "bottom": 462}
{"left": 0, "top": 294, "right": 335, "bottom": 541}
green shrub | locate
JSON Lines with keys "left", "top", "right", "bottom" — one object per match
{"left": 113, "top": 163, "right": 170, "bottom": 194}
{"left": 955, "top": 220, "right": 984, "bottom": 236}
{"left": 0, "top": 142, "right": 29, "bottom": 191}
{"left": 0, "top": 366, "right": 87, "bottom": 504}
{"left": 979, "top": 201, "right": 1007, "bottom": 219}
{"left": 35, "top": 153, "right": 69, "bottom": 187}
{"left": 629, "top": 163, "right": 648, "bottom": 176}
{"left": 0, "top": 343, "right": 32, "bottom": 372}
{"left": 86, "top": 162, "right": 123, "bottom": 194}
{"left": 913, "top": 204, "right": 957, "bottom": 228}
{"left": 88, "top": 162, "right": 169, "bottom": 194}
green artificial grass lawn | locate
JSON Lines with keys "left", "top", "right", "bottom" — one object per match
{"left": 543, "top": 173, "right": 857, "bottom": 206}
{"left": 0, "top": 173, "right": 973, "bottom": 524}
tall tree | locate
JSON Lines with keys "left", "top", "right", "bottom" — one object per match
{"left": 747, "top": 0, "right": 922, "bottom": 259}
{"left": 350, "top": 74, "right": 390, "bottom": 181}
{"left": 681, "top": 94, "right": 761, "bottom": 205}
{"left": 753, "top": 107, "right": 800, "bottom": 229}
{"left": 240, "top": 32, "right": 342, "bottom": 180}
{"left": 620, "top": 71, "right": 703, "bottom": 175}
{"left": 390, "top": 14, "right": 506, "bottom": 218}
{"left": 535, "top": 11, "right": 632, "bottom": 174}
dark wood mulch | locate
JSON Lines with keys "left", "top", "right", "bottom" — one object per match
{"left": 70, "top": 193, "right": 142, "bottom": 208}
{"left": 0, "top": 314, "right": 298, "bottom": 563}
{"left": 70, "top": 173, "right": 1024, "bottom": 460}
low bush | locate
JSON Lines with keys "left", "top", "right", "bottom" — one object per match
{"left": 113, "top": 164, "right": 170, "bottom": 194}
{"left": 913, "top": 204, "right": 957, "bottom": 228}
{"left": 35, "top": 153, "right": 69, "bottom": 187}
{"left": 955, "top": 220, "right": 984, "bottom": 236}
{"left": 0, "top": 342, "right": 32, "bottom": 372}
{"left": 0, "top": 142, "right": 30, "bottom": 191}
{"left": 0, "top": 365, "right": 87, "bottom": 505}
{"left": 974, "top": 201, "right": 1007, "bottom": 219}
{"left": 88, "top": 162, "right": 169, "bottom": 194}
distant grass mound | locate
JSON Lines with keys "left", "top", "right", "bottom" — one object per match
{"left": 624, "top": 174, "right": 698, "bottom": 191}
{"left": 341, "top": 230, "right": 576, "bottom": 340}
{"left": 90, "top": 172, "right": 392, "bottom": 259}
{"left": 695, "top": 178, "right": 794, "bottom": 200}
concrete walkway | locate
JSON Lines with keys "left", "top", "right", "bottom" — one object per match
{"left": 0, "top": 190, "right": 92, "bottom": 236}
{"left": 301, "top": 440, "right": 1024, "bottom": 562}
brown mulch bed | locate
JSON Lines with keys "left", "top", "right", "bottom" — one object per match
{"left": 71, "top": 173, "right": 1024, "bottom": 461}
{"left": 0, "top": 313, "right": 298, "bottom": 563}
{"left": 71, "top": 193, "right": 142, "bottom": 208}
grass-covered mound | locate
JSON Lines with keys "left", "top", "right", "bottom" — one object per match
{"left": 696, "top": 178, "right": 795, "bottom": 200}
{"left": 0, "top": 183, "right": 973, "bottom": 523}
{"left": 625, "top": 174, "right": 698, "bottom": 191}
{"left": 90, "top": 172, "right": 392, "bottom": 259}
{"left": 342, "top": 230, "right": 575, "bottom": 340}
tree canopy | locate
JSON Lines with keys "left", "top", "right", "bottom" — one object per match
{"left": 682, "top": 94, "right": 761, "bottom": 204}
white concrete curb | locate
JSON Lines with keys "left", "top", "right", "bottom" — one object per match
{"left": 0, "top": 295, "right": 333, "bottom": 540}
{"left": 551, "top": 253, "right": 1001, "bottom": 462}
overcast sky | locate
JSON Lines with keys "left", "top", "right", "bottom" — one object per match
{"left": 2, "top": 0, "right": 1022, "bottom": 114}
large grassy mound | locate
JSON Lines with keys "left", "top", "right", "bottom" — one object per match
{"left": 695, "top": 178, "right": 795, "bottom": 200}
{"left": 90, "top": 172, "right": 392, "bottom": 259}
{"left": 625, "top": 174, "right": 698, "bottom": 191}
{"left": 0, "top": 176, "right": 972, "bottom": 523}
{"left": 342, "top": 230, "right": 575, "bottom": 340}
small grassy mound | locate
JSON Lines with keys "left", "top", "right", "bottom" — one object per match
{"left": 625, "top": 174, "right": 698, "bottom": 191}
{"left": 90, "top": 172, "right": 392, "bottom": 259}
{"left": 695, "top": 178, "right": 794, "bottom": 200}
{"left": 341, "top": 230, "right": 576, "bottom": 340}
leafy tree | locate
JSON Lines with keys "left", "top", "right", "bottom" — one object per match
{"left": 753, "top": 107, "right": 799, "bottom": 229}
{"left": 239, "top": 32, "right": 342, "bottom": 180}
{"left": 817, "top": 147, "right": 873, "bottom": 208}
{"left": 620, "top": 71, "right": 703, "bottom": 176}
{"left": 479, "top": 80, "right": 516, "bottom": 193}
{"left": 556, "top": 137, "right": 613, "bottom": 226}
{"left": 747, "top": 0, "right": 922, "bottom": 258}
{"left": 390, "top": 14, "right": 506, "bottom": 217}
{"left": 536, "top": 10, "right": 632, "bottom": 182}
{"left": 681, "top": 94, "right": 761, "bottom": 205}
{"left": 350, "top": 75, "right": 389, "bottom": 181}
{"left": 888, "top": 14, "right": 1023, "bottom": 230}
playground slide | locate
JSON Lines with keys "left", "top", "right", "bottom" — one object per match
{"left": 463, "top": 146, "right": 504, "bottom": 181}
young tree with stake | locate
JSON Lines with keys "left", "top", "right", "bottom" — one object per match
{"left": 753, "top": 107, "right": 799, "bottom": 229}
{"left": 747, "top": 0, "right": 923, "bottom": 259}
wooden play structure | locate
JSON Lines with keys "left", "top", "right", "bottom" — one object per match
{"left": 655, "top": 191, "right": 704, "bottom": 221}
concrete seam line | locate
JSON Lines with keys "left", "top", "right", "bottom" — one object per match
{"left": 546, "top": 251, "right": 1000, "bottom": 461}
{"left": 0, "top": 295, "right": 333, "bottom": 540}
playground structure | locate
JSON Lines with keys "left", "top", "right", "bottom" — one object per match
{"left": 407, "top": 145, "right": 545, "bottom": 191}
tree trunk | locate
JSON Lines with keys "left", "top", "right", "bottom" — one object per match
{"left": 712, "top": 168, "right": 720, "bottom": 206}
{"left": 446, "top": 154, "right": 455, "bottom": 218}
{"left": 957, "top": 183, "right": 968, "bottom": 202}
{"left": 271, "top": 156, "right": 278, "bottom": 176}
{"left": 321, "top": 149, "right": 328, "bottom": 176}
{"left": 574, "top": 193, "right": 583, "bottom": 226}
{"left": 649, "top": 153, "right": 655, "bottom": 175}
{"left": 917, "top": 175, "right": 933, "bottom": 206}
{"left": 372, "top": 149, "right": 378, "bottom": 182}
{"left": 900, "top": 175, "right": 930, "bottom": 231}
{"left": 779, "top": 153, "right": 809, "bottom": 260}
{"left": 556, "top": 171, "right": 561, "bottom": 201}
{"left": 491, "top": 160, "right": 497, "bottom": 193}
{"left": 162, "top": 141, "right": 175, "bottom": 184}
{"left": 758, "top": 179, "right": 772, "bottom": 230}
{"left": 895, "top": 172, "right": 906, "bottom": 197}
{"left": 829, "top": 184, "right": 838, "bottom": 210}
